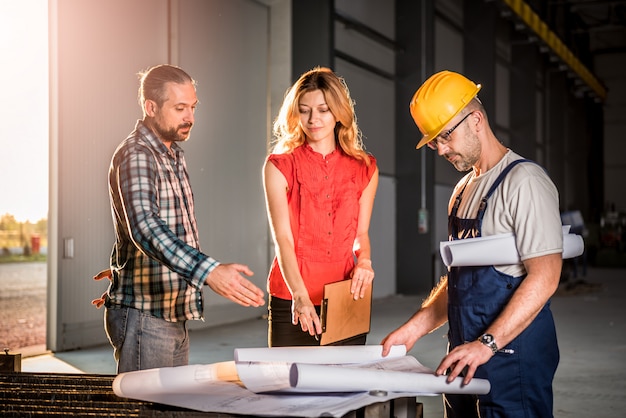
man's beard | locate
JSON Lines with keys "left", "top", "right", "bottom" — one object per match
{"left": 451, "top": 154, "right": 475, "bottom": 172}
{"left": 449, "top": 131, "right": 481, "bottom": 172}
{"left": 153, "top": 119, "right": 193, "bottom": 143}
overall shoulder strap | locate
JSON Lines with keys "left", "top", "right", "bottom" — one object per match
{"left": 477, "top": 158, "right": 535, "bottom": 213}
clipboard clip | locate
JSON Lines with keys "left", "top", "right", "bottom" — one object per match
{"left": 321, "top": 298, "right": 328, "bottom": 333}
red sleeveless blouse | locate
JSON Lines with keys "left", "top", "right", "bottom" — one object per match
{"left": 266, "top": 143, "right": 377, "bottom": 304}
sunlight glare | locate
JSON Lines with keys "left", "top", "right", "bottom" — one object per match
{"left": 0, "top": 1, "right": 49, "bottom": 223}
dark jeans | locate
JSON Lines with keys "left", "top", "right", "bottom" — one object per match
{"left": 268, "top": 295, "right": 367, "bottom": 347}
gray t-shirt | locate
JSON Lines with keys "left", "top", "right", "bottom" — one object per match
{"left": 449, "top": 150, "right": 563, "bottom": 277}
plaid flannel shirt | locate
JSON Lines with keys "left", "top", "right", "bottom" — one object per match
{"left": 106, "top": 120, "right": 219, "bottom": 321}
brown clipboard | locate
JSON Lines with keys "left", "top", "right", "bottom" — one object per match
{"left": 319, "top": 279, "right": 372, "bottom": 345}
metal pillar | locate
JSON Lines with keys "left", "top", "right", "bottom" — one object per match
{"left": 510, "top": 33, "right": 538, "bottom": 158}
{"left": 464, "top": 0, "right": 497, "bottom": 118}
{"left": 395, "top": 0, "right": 435, "bottom": 294}
{"left": 291, "top": 0, "right": 334, "bottom": 80}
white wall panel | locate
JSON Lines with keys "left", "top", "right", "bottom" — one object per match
{"left": 333, "top": 1, "right": 397, "bottom": 299}
{"left": 51, "top": 0, "right": 170, "bottom": 351}
{"left": 177, "top": 0, "right": 270, "bottom": 327}
{"left": 333, "top": 59, "right": 396, "bottom": 298}
{"left": 336, "top": 59, "right": 395, "bottom": 175}
{"left": 332, "top": 0, "right": 395, "bottom": 175}
{"left": 369, "top": 175, "right": 396, "bottom": 298}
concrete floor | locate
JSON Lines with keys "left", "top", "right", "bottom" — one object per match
{"left": 21, "top": 266, "right": 626, "bottom": 417}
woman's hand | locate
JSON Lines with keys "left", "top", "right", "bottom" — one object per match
{"left": 350, "top": 259, "right": 374, "bottom": 300}
{"left": 291, "top": 296, "right": 322, "bottom": 336}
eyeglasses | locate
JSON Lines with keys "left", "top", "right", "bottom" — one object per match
{"left": 426, "top": 111, "right": 474, "bottom": 150}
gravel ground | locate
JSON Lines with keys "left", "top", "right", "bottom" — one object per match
{"left": 0, "top": 262, "right": 47, "bottom": 352}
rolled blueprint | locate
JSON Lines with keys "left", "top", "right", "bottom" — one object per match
{"left": 289, "top": 363, "right": 491, "bottom": 395}
{"left": 238, "top": 354, "right": 491, "bottom": 396}
{"left": 234, "top": 344, "right": 406, "bottom": 364}
{"left": 440, "top": 226, "right": 585, "bottom": 267}
{"left": 111, "top": 346, "right": 491, "bottom": 417}
{"left": 112, "top": 361, "right": 239, "bottom": 398}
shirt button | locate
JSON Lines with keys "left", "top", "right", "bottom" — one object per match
{"left": 326, "top": 194, "right": 331, "bottom": 199}
{"left": 324, "top": 175, "right": 329, "bottom": 180}
{"left": 328, "top": 231, "right": 332, "bottom": 235}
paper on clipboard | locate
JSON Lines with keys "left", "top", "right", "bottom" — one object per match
{"left": 319, "top": 279, "right": 372, "bottom": 345}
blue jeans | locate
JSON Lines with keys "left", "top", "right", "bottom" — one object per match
{"left": 104, "top": 306, "right": 189, "bottom": 373}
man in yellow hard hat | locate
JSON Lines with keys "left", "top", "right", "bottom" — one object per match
{"left": 382, "top": 70, "right": 563, "bottom": 417}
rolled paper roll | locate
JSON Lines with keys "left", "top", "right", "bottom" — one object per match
{"left": 440, "top": 226, "right": 585, "bottom": 267}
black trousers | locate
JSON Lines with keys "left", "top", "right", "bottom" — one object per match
{"left": 268, "top": 295, "right": 367, "bottom": 347}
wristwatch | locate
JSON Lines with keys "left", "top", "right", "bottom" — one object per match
{"left": 478, "top": 333, "right": 498, "bottom": 354}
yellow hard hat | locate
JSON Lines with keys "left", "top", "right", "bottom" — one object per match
{"left": 410, "top": 71, "right": 482, "bottom": 149}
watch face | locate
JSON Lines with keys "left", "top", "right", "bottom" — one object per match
{"left": 479, "top": 334, "right": 498, "bottom": 354}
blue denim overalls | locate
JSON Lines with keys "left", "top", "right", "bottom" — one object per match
{"left": 444, "top": 159, "right": 560, "bottom": 418}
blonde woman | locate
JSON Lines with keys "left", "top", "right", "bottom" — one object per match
{"left": 263, "top": 67, "right": 379, "bottom": 347}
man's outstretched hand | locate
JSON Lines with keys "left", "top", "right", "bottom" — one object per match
{"left": 205, "top": 263, "right": 265, "bottom": 307}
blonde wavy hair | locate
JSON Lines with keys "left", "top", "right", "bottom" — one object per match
{"left": 271, "top": 67, "right": 371, "bottom": 165}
